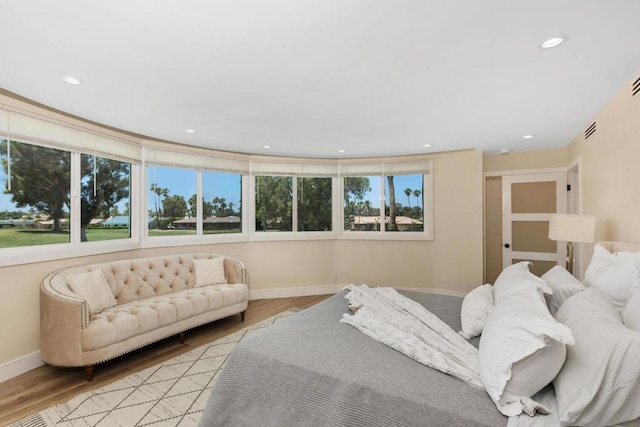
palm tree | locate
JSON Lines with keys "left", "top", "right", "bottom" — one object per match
{"left": 413, "top": 189, "right": 422, "bottom": 207}
{"left": 404, "top": 188, "right": 412, "bottom": 207}
{"left": 387, "top": 176, "right": 397, "bottom": 231}
{"left": 150, "top": 183, "right": 169, "bottom": 229}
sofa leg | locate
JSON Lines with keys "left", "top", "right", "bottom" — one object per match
{"left": 179, "top": 331, "right": 187, "bottom": 344}
{"left": 84, "top": 365, "right": 95, "bottom": 381}
{"left": 241, "top": 310, "right": 246, "bottom": 322}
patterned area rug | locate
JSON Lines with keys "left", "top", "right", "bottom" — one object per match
{"left": 12, "top": 310, "right": 298, "bottom": 427}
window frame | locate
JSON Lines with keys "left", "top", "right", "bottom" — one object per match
{"left": 249, "top": 174, "right": 339, "bottom": 241}
{"left": 339, "top": 161, "right": 434, "bottom": 241}
{"left": 0, "top": 105, "right": 436, "bottom": 268}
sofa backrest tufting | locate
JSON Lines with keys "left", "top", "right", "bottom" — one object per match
{"left": 48, "top": 253, "right": 245, "bottom": 304}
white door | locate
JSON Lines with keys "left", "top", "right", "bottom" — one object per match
{"left": 502, "top": 173, "right": 567, "bottom": 277}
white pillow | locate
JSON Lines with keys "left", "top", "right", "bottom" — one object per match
{"left": 193, "top": 257, "right": 228, "bottom": 287}
{"left": 541, "top": 265, "right": 585, "bottom": 315}
{"left": 493, "top": 261, "right": 552, "bottom": 305}
{"left": 67, "top": 269, "right": 117, "bottom": 315}
{"left": 584, "top": 243, "right": 640, "bottom": 312}
{"left": 554, "top": 287, "right": 640, "bottom": 426}
{"left": 623, "top": 290, "right": 640, "bottom": 331}
{"left": 459, "top": 284, "right": 494, "bottom": 339}
{"left": 479, "top": 285, "right": 574, "bottom": 416}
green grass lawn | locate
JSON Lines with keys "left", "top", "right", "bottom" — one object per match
{"left": 0, "top": 227, "right": 242, "bottom": 248}
{"left": 0, "top": 228, "right": 70, "bottom": 247}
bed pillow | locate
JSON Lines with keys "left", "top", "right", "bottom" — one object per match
{"left": 479, "top": 285, "right": 574, "bottom": 416}
{"left": 553, "top": 287, "right": 640, "bottom": 426}
{"left": 584, "top": 243, "right": 640, "bottom": 312}
{"left": 459, "top": 284, "right": 494, "bottom": 339}
{"left": 193, "top": 257, "right": 228, "bottom": 287}
{"left": 622, "top": 290, "right": 640, "bottom": 331}
{"left": 493, "top": 261, "right": 552, "bottom": 305}
{"left": 67, "top": 269, "right": 117, "bottom": 315}
{"left": 541, "top": 265, "right": 585, "bottom": 315}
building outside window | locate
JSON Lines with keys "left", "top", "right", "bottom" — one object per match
{"left": 200, "top": 171, "right": 242, "bottom": 235}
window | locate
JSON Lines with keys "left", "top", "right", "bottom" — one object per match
{"left": 343, "top": 175, "right": 377, "bottom": 231}
{"left": 385, "top": 173, "right": 424, "bottom": 232}
{"left": 298, "top": 177, "right": 332, "bottom": 231}
{"left": 252, "top": 161, "right": 336, "bottom": 235}
{"left": 0, "top": 139, "right": 71, "bottom": 247}
{"left": 341, "top": 161, "right": 432, "bottom": 237}
{"left": 255, "top": 175, "right": 293, "bottom": 232}
{"left": 80, "top": 154, "right": 131, "bottom": 242}
{"left": 0, "top": 104, "right": 435, "bottom": 267}
{"left": 202, "top": 171, "right": 242, "bottom": 234}
{"left": 147, "top": 165, "right": 196, "bottom": 236}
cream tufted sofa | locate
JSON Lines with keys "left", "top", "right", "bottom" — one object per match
{"left": 40, "top": 253, "right": 249, "bottom": 380}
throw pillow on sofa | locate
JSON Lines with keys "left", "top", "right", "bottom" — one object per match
{"left": 193, "top": 257, "right": 228, "bottom": 287}
{"left": 67, "top": 269, "right": 117, "bottom": 315}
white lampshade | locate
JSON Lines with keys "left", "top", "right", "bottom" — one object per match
{"left": 548, "top": 214, "right": 596, "bottom": 243}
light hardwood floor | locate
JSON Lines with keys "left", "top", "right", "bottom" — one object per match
{"left": 0, "top": 295, "right": 331, "bottom": 427}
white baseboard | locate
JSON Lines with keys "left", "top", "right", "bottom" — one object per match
{"left": 250, "top": 284, "right": 344, "bottom": 300}
{"left": 0, "top": 351, "right": 44, "bottom": 384}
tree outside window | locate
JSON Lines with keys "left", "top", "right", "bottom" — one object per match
{"left": 80, "top": 154, "right": 131, "bottom": 242}
{"left": 255, "top": 175, "right": 292, "bottom": 232}
{"left": 298, "top": 177, "right": 332, "bottom": 231}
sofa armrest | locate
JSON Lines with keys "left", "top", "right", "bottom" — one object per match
{"left": 40, "top": 273, "right": 88, "bottom": 367}
{"left": 223, "top": 256, "right": 246, "bottom": 285}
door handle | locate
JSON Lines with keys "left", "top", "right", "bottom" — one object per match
{"left": 504, "top": 243, "right": 510, "bottom": 248}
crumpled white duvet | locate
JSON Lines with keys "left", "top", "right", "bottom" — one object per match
{"left": 340, "top": 284, "right": 549, "bottom": 420}
{"left": 340, "top": 284, "right": 483, "bottom": 389}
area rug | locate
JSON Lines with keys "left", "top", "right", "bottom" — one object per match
{"left": 12, "top": 309, "right": 299, "bottom": 427}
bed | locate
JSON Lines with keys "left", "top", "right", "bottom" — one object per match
{"left": 199, "top": 289, "right": 507, "bottom": 426}
{"left": 200, "top": 241, "right": 640, "bottom": 427}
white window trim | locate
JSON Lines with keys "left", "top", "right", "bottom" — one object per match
{"left": 0, "top": 106, "right": 436, "bottom": 266}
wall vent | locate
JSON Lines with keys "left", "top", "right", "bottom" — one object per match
{"left": 633, "top": 76, "right": 640, "bottom": 100}
{"left": 584, "top": 121, "right": 596, "bottom": 140}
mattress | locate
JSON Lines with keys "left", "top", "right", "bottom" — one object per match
{"left": 199, "top": 289, "right": 507, "bottom": 426}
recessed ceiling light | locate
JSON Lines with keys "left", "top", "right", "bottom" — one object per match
{"left": 500, "top": 148, "right": 510, "bottom": 155}
{"left": 540, "top": 37, "right": 565, "bottom": 49}
{"left": 423, "top": 144, "right": 432, "bottom": 148}
{"left": 522, "top": 134, "right": 534, "bottom": 139}
{"left": 338, "top": 149, "right": 345, "bottom": 153}
{"left": 62, "top": 76, "right": 83, "bottom": 85}
{"left": 263, "top": 145, "right": 271, "bottom": 149}
{"left": 185, "top": 128, "right": 196, "bottom": 134}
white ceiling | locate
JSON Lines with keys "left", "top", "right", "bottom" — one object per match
{"left": 1, "top": 1, "right": 640, "bottom": 159}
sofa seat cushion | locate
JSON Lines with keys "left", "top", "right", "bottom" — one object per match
{"left": 82, "top": 283, "right": 249, "bottom": 351}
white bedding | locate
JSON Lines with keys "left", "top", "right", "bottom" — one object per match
{"left": 341, "top": 284, "right": 549, "bottom": 418}
{"left": 340, "top": 284, "right": 483, "bottom": 388}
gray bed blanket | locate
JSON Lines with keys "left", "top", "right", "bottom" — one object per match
{"left": 199, "top": 290, "right": 508, "bottom": 427}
